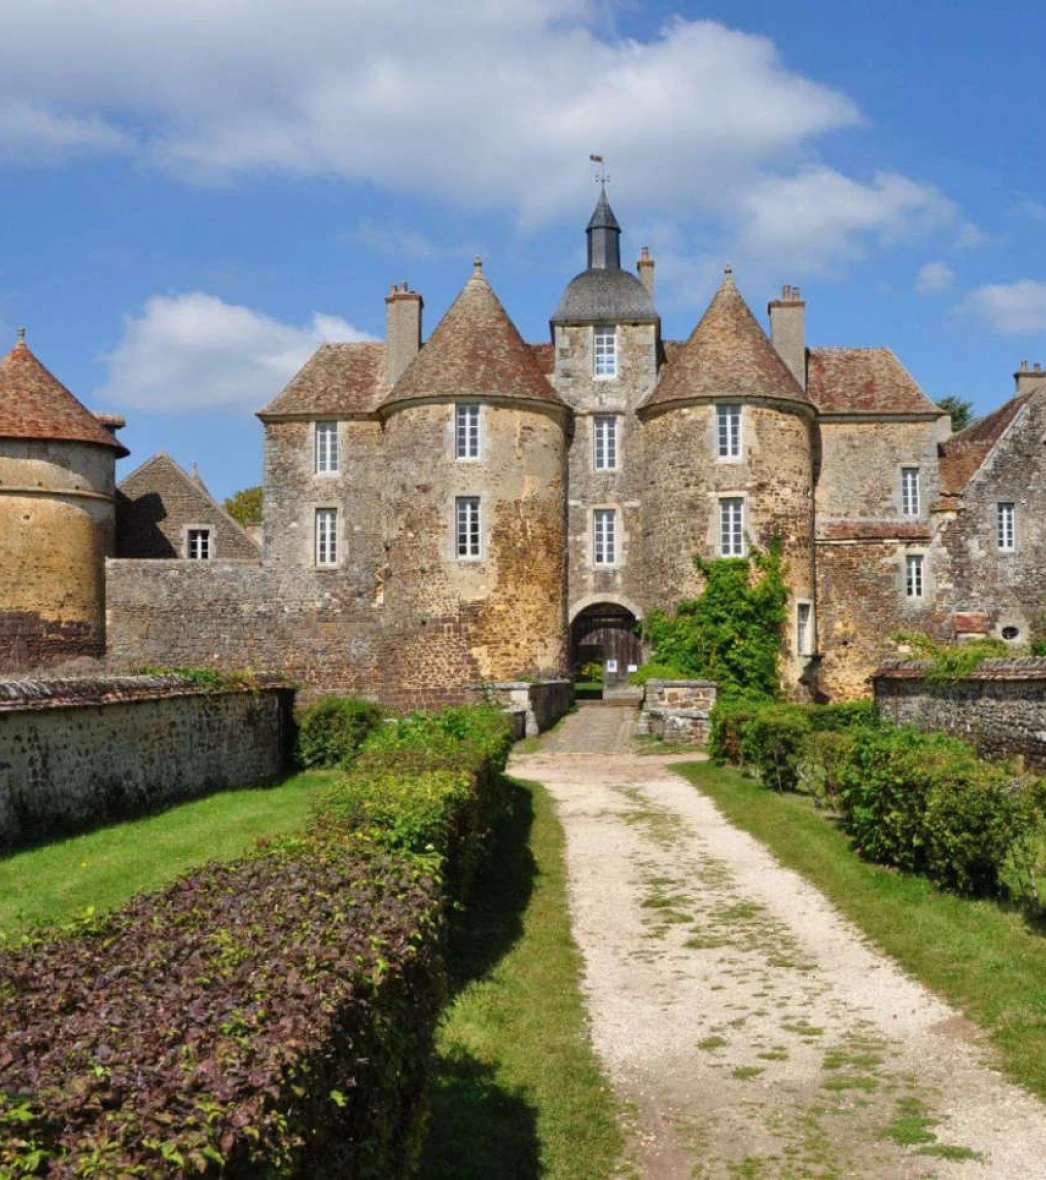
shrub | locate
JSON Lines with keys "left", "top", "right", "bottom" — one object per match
{"left": 805, "top": 699, "right": 880, "bottom": 732}
{"left": 0, "top": 703, "right": 513, "bottom": 1177}
{"left": 797, "top": 729, "right": 859, "bottom": 809}
{"left": 296, "top": 696, "right": 385, "bottom": 768}
{"left": 837, "top": 726, "right": 1028, "bottom": 896}
{"left": 710, "top": 696, "right": 810, "bottom": 792}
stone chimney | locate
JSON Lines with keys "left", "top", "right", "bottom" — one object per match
{"left": 637, "top": 246, "right": 655, "bottom": 300}
{"left": 385, "top": 282, "right": 423, "bottom": 386}
{"left": 768, "top": 284, "right": 806, "bottom": 391}
{"left": 1014, "top": 359, "right": 1045, "bottom": 396}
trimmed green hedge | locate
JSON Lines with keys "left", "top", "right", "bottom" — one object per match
{"left": 296, "top": 696, "right": 385, "bottom": 769}
{"left": 709, "top": 695, "right": 1045, "bottom": 901}
{"left": 0, "top": 704, "right": 514, "bottom": 1178}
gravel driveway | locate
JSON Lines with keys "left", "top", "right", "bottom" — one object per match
{"left": 512, "top": 705, "right": 1046, "bottom": 1178}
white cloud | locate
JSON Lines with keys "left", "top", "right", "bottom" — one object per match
{"left": 101, "top": 292, "right": 374, "bottom": 410}
{"left": 1013, "top": 198, "right": 1046, "bottom": 223}
{"left": 959, "top": 280, "right": 1046, "bottom": 335}
{"left": 737, "top": 168, "right": 955, "bottom": 273}
{"left": 0, "top": 101, "right": 128, "bottom": 158}
{"left": 954, "top": 221, "right": 989, "bottom": 250}
{"left": 915, "top": 260, "right": 955, "bottom": 294}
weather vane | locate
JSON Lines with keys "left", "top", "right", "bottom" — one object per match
{"left": 589, "top": 154, "right": 610, "bottom": 186}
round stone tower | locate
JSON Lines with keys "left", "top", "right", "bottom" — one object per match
{"left": 0, "top": 332, "right": 128, "bottom": 671}
{"left": 378, "top": 260, "right": 570, "bottom": 708}
{"left": 637, "top": 269, "right": 816, "bottom": 690}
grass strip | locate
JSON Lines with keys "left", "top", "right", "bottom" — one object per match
{"left": 419, "top": 776, "right": 622, "bottom": 1179}
{"left": 675, "top": 760, "right": 1046, "bottom": 1101}
{"left": 0, "top": 771, "right": 336, "bottom": 937}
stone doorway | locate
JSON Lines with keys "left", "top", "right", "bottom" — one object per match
{"left": 570, "top": 603, "right": 643, "bottom": 695}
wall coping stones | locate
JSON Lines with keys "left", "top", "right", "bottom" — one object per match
{"left": 874, "top": 658, "right": 1046, "bottom": 683}
{"left": 643, "top": 679, "right": 717, "bottom": 688}
{"left": 0, "top": 674, "right": 290, "bottom": 713}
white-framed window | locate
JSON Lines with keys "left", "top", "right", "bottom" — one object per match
{"left": 455, "top": 404, "right": 480, "bottom": 460}
{"left": 593, "top": 326, "right": 617, "bottom": 379}
{"left": 901, "top": 467, "right": 920, "bottom": 516}
{"left": 456, "top": 496, "right": 481, "bottom": 559}
{"left": 796, "top": 601, "right": 813, "bottom": 656}
{"left": 315, "top": 508, "right": 338, "bottom": 567}
{"left": 186, "top": 528, "right": 211, "bottom": 560}
{"left": 719, "top": 498, "right": 745, "bottom": 557}
{"left": 717, "top": 403, "right": 742, "bottom": 460}
{"left": 593, "top": 508, "right": 617, "bottom": 565}
{"left": 997, "top": 501, "right": 1016, "bottom": 552}
{"left": 905, "top": 553, "right": 925, "bottom": 599}
{"left": 315, "top": 421, "right": 339, "bottom": 474}
{"left": 593, "top": 415, "right": 618, "bottom": 470}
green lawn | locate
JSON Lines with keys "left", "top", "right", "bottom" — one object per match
{"left": 676, "top": 760, "right": 1046, "bottom": 1101}
{"left": 420, "top": 777, "right": 623, "bottom": 1179}
{"left": 0, "top": 772, "right": 336, "bottom": 938}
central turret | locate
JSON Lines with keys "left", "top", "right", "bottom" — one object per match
{"left": 586, "top": 186, "right": 621, "bottom": 270}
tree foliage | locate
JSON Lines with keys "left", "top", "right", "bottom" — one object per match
{"left": 639, "top": 539, "right": 789, "bottom": 697}
{"left": 936, "top": 395, "right": 975, "bottom": 433}
{"left": 223, "top": 484, "right": 263, "bottom": 526}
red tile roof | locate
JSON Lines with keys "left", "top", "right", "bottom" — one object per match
{"left": 808, "top": 348, "right": 937, "bottom": 415}
{"left": 258, "top": 341, "right": 386, "bottom": 419}
{"left": 382, "top": 263, "right": 565, "bottom": 411}
{"left": 0, "top": 340, "right": 128, "bottom": 454}
{"left": 529, "top": 342, "right": 554, "bottom": 375}
{"left": 641, "top": 271, "right": 809, "bottom": 413}
{"left": 937, "top": 386, "right": 1040, "bottom": 494}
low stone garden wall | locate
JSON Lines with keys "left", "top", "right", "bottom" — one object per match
{"left": 873, "top": 659, "right": 1046, "bottom": 769}
{"left": 637, "top": 679, "right": 717, "bottom": 743}
{"left": 466, "top": 679, "right": 574, "bottom": 737}
{"left": 0, "top": 675, "right": 295, "bottom": 850}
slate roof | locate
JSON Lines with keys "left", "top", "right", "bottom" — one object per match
{"left": 937, "top": 385, "right": 1042, "bottom": 494}
{"left": 640, "top": 271, "right": 809, "bottom": 412}
{"left": 808, "top": 348, "right": 937, "bottom": 416}
{"left": 382, "top": 263, "right": 565, "bottom": 411}
{"left": 258, "top": 341, "right": 386, "bottom": 419}
{"left": 551, "top": 268, "right": 658, "bottom": 326}
{"left": 0, "top": 338, "right": 128, "bottom": 455}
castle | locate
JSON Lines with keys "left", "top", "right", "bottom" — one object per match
{"left": 2, "top": 189, "right": 1044, "bottom": 704}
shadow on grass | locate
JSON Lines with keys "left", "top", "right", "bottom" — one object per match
{"left": 418, "top": 778, "right": 540, "bottom": 1178}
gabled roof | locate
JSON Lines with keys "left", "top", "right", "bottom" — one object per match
{"left": 0, "top": 337, "right": 128, "bottom": 455}
{"left": 808, "top": 348, "right": 938, "bottom": 416}
{"left": 259, "top": 341, "right": 386, "bottom": 419}
{"left": 640, "top": 270, "right": 808, "bottom": 413}
{"left": 937, "top": 384, "right": 1042, "bottom": 495}
{"left": 382, "top": 262, "right": 565, "bottom": 412}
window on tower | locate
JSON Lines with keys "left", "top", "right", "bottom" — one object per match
{"left": 593, "top": 326, "right": 617, "bottom": 378}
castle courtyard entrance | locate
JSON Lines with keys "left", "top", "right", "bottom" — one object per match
{"left": 570, "top": 603, "right": 643, "bottom": 693}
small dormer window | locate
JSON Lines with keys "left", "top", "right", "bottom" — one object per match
{"left": 594, "top": 326, "right": 617, "bottom": 379}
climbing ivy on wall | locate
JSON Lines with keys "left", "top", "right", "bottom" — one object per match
{"left": 637, "top": 539, "right": 788, "bottom": 698}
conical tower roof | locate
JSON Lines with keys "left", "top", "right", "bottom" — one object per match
{"left": 640, "top": 269, "right": 809, "bottom": 413}
{"left": 381, "top": 260, "right": 566, "bottom": 412}
{"left": 587, "top": 186, "right": 621, "bottom": 233}
{"left": 0, "top": 335, "right": 128, "bottom": 454}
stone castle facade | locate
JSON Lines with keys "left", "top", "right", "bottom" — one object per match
{"left": 2, "top": 190, "right": 1044, "bottom": 703}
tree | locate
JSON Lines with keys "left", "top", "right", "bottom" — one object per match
{"left": 936, "top": 396, "right": 974, "bottom": 433}
{"left": 223, "top": 485, "right": 263, "bottom": 527}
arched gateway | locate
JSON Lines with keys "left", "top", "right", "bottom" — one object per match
{"left": 570, "top": 602, "right": 643, "bottom": 691}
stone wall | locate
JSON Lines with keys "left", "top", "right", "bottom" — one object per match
{"left": 0, "top": 675, "right": 295, "bottom": 849}
{"left": 466, "top": 679, "right": 573, "bottom": 736}
{"left": 105, "top": 559, "right": 383, "bottom": 695}
{"left": 637, "top": 679, "right": 717, "bottom": 743}
{"left": 873, "top": 659, "right": 1046, "bottom": 768}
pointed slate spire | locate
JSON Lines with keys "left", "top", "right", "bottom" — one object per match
{"left": 586, "top": 185, "right": 621, "bottom": 271}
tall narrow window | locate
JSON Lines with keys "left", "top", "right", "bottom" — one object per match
{"left": 315, "top": 421, "right": 338, "bottom": 474}
{"left": 717, "top": 403, "right": 742, "bottom": 459}
{"left": 905, "top": 553, "right": 925, "bottom": 599}
{"left": 593, "top": 508, "right": 617, "bottom": 565}
{"left": 456, "top": 496, "right": 481, "bottom": 559}
{"left": 315, "top": 508, "right": 338, "bottom": 567}
{"left": 901, "top": 467, "right": 920, "bottom": 516}
{"left": 593, "top": 415, "right": 618, "bottom": 470}
{"left": 455, "top": 404, "right": 480, "bottom": 460}
{"left": 719, "top": 498, "right": 745, "bottom": 557}
{"left": 997, "top": 502, "right": 1016, "bottom": 551}
{"left": 593, "top": 326, "right": 617, "bottom": 378}
{"left": 187, "top": 528, "right": 211, "bottom": 560}
{"left": 797, "top": 602, "right": 813, "bottom": 656}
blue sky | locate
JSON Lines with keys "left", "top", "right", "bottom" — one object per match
{"left": 3, "top": 0, "right": 1046, "bottom": 501}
